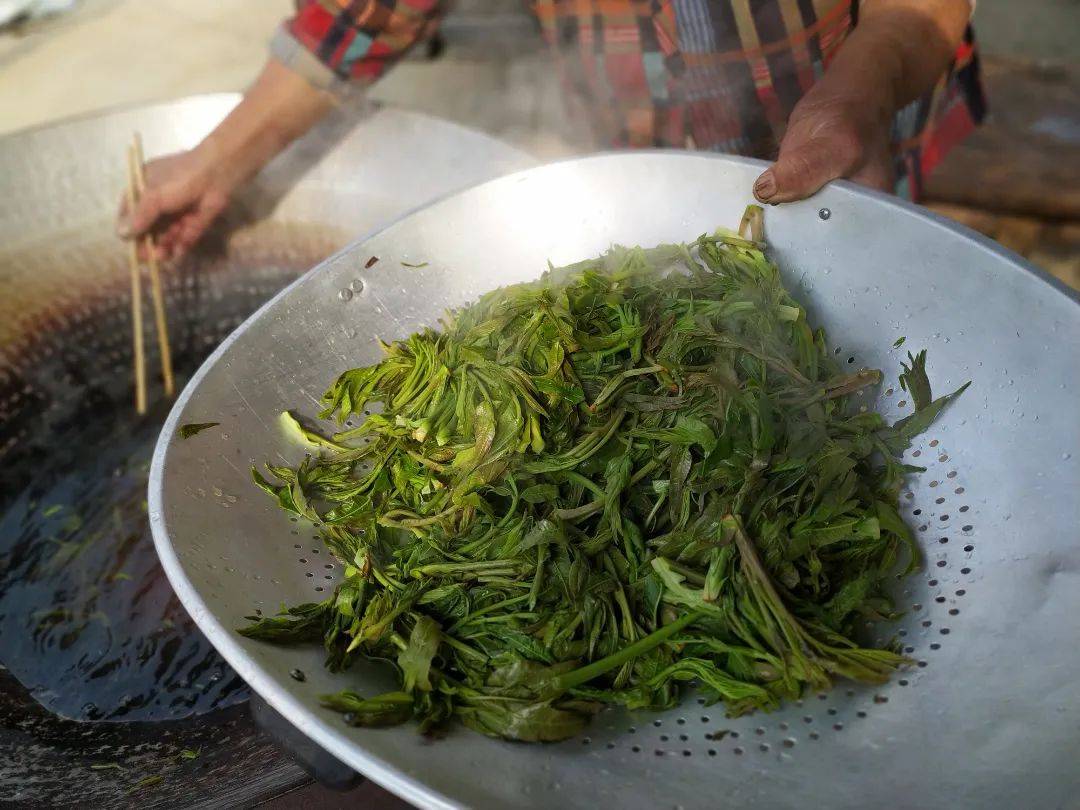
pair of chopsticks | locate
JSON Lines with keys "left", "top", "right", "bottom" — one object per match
{"left": 124, "top": 133, "right": 174, "bottom": 414}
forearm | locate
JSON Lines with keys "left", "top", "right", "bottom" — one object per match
{"left": 828, "top": 0, "right": 971, "bottom": 117}
{"left": 196, "top": 58, "right": 335, "bottom": 187}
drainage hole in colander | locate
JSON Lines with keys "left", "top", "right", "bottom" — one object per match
{"left": 682, "top": 750, "right": 692, "bottom": 757}
{"left": 955, "top": 486, "right": 965, "bottom": 494}
{"left": 833, "top": 723, "right": 843, "bottom": 731}
{"left": 581, "top": 737, "right": 591, "bottom": 745}
{"left": 930, "top": 642, "right": 941, "bottom": 650}
{"left": 783, "top": 738, "right": 796, "bottom": 748}
{"left": 856, "top": 710, "right": 867, "bottom": 718}
{"left": 826, "top": 708, "right": 837, "bottom": 716}
{"left": 733, "top": 747, "right": 743, "bottom": 755}
{"left": 928, "top": 578, "right": 938, "bottom": 586}
{"left": 700, "top": 715, "right": 710, "bottom": 723}
{"left": 676, "top": 717, "right": 686, "bottom": 725}
{"left": 898, "top": 679, "right": 909, "bottom": 686}
{"left": 755, "top": 727, "right": 765, "bottom": 735}
{"left": 653, "top": 720, "right": 662, "bottom": 727}
{"left": 956, "top": 588, "right": 966, "bottom": 596}
{"left": 298, "top": 558, "right": 307, "bottom": 564}
{"left": 960, "top": 567, "right": 971, "bottom": 574}
{"left": 940, "top": 627, "right": 951, "bottom": 635}
{"left": 325, "top": 563, "right": 334, "bottom": 569}
{"left": 660, "top": 735, "right": 669, "bottom": 741}
{"left": 779, "top": 721, "right": 789, "bottom": 731}
{"left": 759, "top": 743, "right": 770, "bottom": 752}
{"left": 803, "top": 716, "right": 813, "bottom": 723}
{"left": 935, "top": 596, "right": 946, "bottom": 603}
{"left": 305, "top": 572, "right": 313, "bottom": 578}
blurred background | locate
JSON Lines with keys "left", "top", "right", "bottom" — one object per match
{"left": 0, "top": 1, "right": 1076, "bottom": 808}
{"left": 1, "top": 0, "right": 1077, "bottom": 288}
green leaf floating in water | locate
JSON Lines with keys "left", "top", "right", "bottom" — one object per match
{"left": 238, "top": 206, "right": 968, "bottom": 742}
{"left": 177, "top": 422, "right": 220, "bottom": 439}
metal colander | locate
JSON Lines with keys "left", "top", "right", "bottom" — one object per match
{"left": 149, "top": 153, "right": 1080, "bottom": 810}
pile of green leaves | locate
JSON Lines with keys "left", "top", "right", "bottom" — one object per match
{"left": 239, "top": 206, "right": 967, "bottom": 742}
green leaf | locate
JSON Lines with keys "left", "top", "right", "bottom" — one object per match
{"left": 398, "top": 616, "right": 441, "bottom": 692}
{"left": 320, "top": 690, "right": 414, "bottom": 727}
{"left": 237, "top": 601, "right": 330, "bottom": 644}
{"left": 177, "top": 422, "right": 219, "bottom": 439}
{"left": 898, "top": 350, "right": 932, "bottom": 411}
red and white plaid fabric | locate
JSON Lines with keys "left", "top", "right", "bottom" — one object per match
{"left": 279, "top": 0, "right": 986, "bottom": 200}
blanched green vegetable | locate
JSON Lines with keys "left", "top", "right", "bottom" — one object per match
{"left": 239, "top": 206, "right": 966, "bottom": 741}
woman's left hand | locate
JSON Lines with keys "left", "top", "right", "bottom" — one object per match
{"left": 752, "top": 0, "right": 973, "bottom": 204}
{"left": 752, "top": 84, "right": 895, "bottom": 204}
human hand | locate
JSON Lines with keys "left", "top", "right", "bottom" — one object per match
{"left": 752, "top": 83, "right": 894, "bottom": 205}
{"left": 115, "top": 58, "right": 336, "bottom": 259}
{"left": 117, "top": 147, "right": 236, "bottom": 260}
{"left": 752, "top": 0, "right": 972, "bottom": 205}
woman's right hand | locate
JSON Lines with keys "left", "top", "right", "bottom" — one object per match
{"left": 117, "top": 146, "right": 236, "bottom": 260}
{"left": 116, "top": 58, "right": 336, "bottom": 260}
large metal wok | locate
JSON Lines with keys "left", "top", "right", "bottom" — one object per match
{"left": 0, "top": 93, "right": 531, "bottom": 806}
{"left": 150, "top": 153, "right": 1080, "bottom": 809}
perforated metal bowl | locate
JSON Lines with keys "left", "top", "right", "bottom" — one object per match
{"left": 150, "top": 153, "right": 1080, "bottom": 810}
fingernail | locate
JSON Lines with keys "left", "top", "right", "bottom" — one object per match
{"left": 753, "top": 170, "right": 777, "bottom": 202}
{"left": 116, "top": 217, "right": 131, "bottom": 238}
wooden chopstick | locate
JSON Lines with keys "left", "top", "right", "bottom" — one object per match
{"left": 130, "top": 133, "right": 175, "bottom": 398}
{"left": 124, "top": 144, "right": 147, "bottom": 415}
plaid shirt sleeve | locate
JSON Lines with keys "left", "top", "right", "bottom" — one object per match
{"left": 271, "top": 0, "right": 443, "bottom": 91}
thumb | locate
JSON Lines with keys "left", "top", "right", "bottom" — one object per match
{"left": 754, "top": 133, "right": 857, "bottom": 205}
{"left": 119, "top": 183, "right": 191, "bottom": 239}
